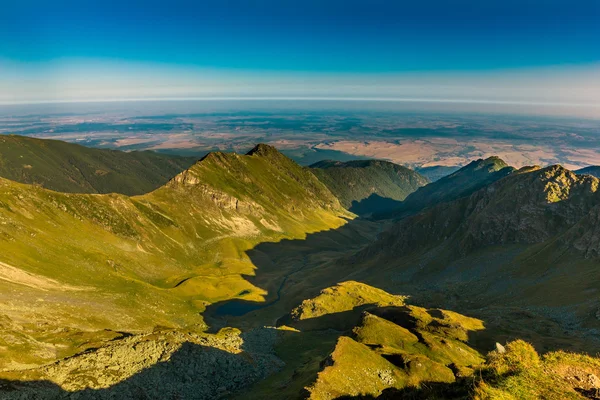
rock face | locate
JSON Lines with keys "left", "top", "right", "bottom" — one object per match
{"left": 366, "top": 164, "right": 600, "bottom": 258}
{"left": 1, "top": 328, "right": 283, "bottom": 400}
{"left": 386, "top": 156, "right": 515, "bottom": 218}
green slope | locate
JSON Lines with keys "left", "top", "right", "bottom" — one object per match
{"left": 0, "top": 144, "right": 350, "bottom": 369}
{"left": 310, "top": 159, "right": 429, "bottom": 215}
{"left": 6, "top": 281, "right": 599, "bottom": 399}
{"left": 0, "top": 134, "right": 197, "bottom": 195}
{"left": 236, "top": 282, "right": 598, "bottom": 400}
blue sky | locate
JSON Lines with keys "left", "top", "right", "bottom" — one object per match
{"left": 1, "top": 0, "right": 599, "bottom": 111}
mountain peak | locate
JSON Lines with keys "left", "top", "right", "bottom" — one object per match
{"left": 246, "top": 143, "right": 282, "bottom": 158}
{"left": 467, "top": 156, "right": 509, "bottom": 171}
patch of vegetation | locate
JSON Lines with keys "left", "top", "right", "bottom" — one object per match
{"left": 290, "top": 281, "right": 407, "bottom": 321}
{"left": 310, "top": 159, "right": 428, "bottom": 213}
{"left": 0, "top": 134, "right": 197, "bottom": 195}
{"left": 0, "top": 144, "right": 350, "bottom": 369}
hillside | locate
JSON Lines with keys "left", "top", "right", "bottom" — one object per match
{"left": 2, "top": 145, "right": 600, "bottom": 398}
{"left": 9, "top": 281, "right": 599, "bottom": 399}
{"left": 0, "top": 134, "right": 197, "bottom": 195}
{"left": 383, "top": 156, "right": 515, "bottom": 218}
{"left": 351, "top": 164, "right": 600, "bottom": 360}
{"left": 577, "top": 165, "right": 600, "bottom": 178}
{"left": 310, "top": 159, "right": 429, "bottom": 215}
{"left": 238, "top": 282, "right": 600, "bottom": 400}
{"left": 369, "top": 164, "right": 600, "bottom": 257}
{"left": 415, "top": 165, "right": 460, "bottom": 181}
{"left": 0, "top": 144, "right": 350, "bottom": 370}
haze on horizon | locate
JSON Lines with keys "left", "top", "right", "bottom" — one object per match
{"left": 1, "top": 0, "right": 599, "bottom": 117}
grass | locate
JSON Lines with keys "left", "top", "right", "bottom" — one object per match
{"left": 310, "top": 159, "right": 428, "bottom": 209}
{"left": 0, "top": 134, "right": 197, "bottom": 195}
{"left": 291, "top": 281, "right": 407, "bottom": 321}
{"left": 0, "top": 144, "right": 351, "bottom": 369}
{"left": 474, "top": 340, "right": 600, "bottom": 399}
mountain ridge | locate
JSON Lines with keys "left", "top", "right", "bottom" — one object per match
{"left": 0, "top": 143, "right": 351, "bottom": 370}
{"left": 310, "top": 158, "right": 429, "bottom": 214}
{"left": 0, "top": 134, "right": 198, "bottom": 195}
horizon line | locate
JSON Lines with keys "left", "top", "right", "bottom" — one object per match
{"left": 1, "top": 96, "right": 600, "bottom": 108}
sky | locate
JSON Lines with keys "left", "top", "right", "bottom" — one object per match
{"left": 1, "top": 0, "right": 599, "bottom": 114}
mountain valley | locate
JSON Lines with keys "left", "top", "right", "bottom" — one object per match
{"left": 1, "top": 135, "right": 600, "bottom": 399}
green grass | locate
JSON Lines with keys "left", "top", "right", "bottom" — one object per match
{"left": 0, "top": 134, "right": 197, "bottom": 195}
{"left": 0, "top": 144, "right": 351, "bottom": 369}
{"left": 310, "top": 159, "right": 428, "bottom": 209}
{"left": 290, "top": 281, "right": 407, "bottom": 320}
{"left": 473, "top": 340, "right": 600, "bottom": 399}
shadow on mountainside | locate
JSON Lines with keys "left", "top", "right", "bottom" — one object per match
{"left": 348, "top": 194, "right": 403, "bottom": 217}
{"left": 203, "top": 216, "right": 386, "bottom": 331}
{"left": 0, "top": 299, "right": 497, "bottom": 400}
{"left": 203, "top": 209, "right": 600, "bottom": 357}
{"left": 0, "top": 330, "right": 283, "bottom": 400}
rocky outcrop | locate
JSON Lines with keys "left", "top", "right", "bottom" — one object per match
{"left": 363, "top": 164, "right": 600, "bottom": 259}
{"left": 1, "top": 328, "right": 283, "bottom": 400}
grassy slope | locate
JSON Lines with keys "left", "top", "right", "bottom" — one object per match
{"left": 0, "top": 144, "right": 351, "bottom": 369}
{"left": 349, "top": 164, "right": 600, "bottom": 358}
{"left": 244, "top": 282, "right": 600, "bottom": 400}
{"left": 0, "top": 134, "right": 197, "bottom": 195}
{"left": 310, "top": 160, "right": 429, "bottom": 209}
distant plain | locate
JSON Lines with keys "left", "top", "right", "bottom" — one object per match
{"left": 2, "top": 100, "right": 600, "bottom": 170}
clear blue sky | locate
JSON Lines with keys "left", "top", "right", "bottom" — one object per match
{"left": 1, "top": 0, "right": 599, "bottom": 108}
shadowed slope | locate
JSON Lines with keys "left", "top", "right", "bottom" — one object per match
{"left": 576, "top": 165, "right": 600, "bottom": 179}
{"left": 383, "top": 156, "right": 515, "bottom": 219}
{"left": 347, "top": 164, "right": 600, "bottom": 358}
{"left": 310, "top": 159, "right": 428, "bottom": 215}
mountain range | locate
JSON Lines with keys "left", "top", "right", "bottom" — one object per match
{"left": 1, "top": 134, "right": 600, "bottom": 399}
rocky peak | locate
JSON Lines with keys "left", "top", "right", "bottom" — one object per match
{"left": 246, "top": 143, "right": 283, "bottom": 158}
{"left": 366, "top": 164, "right": 600, "bottom": 260}
{"left": 460, "top": 156, "right": 509, "bottom": 173}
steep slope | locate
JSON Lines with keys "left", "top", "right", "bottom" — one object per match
{"left": 350, "top": 164, "right": 600, "bottom": 359}
{"left": 415, "top": 165, "right": 460, "bottom": 182}
{"left": 576, "top": 165, "right": 600, "bottom": 179}
{"left": 385, "top": 156, "right": 515, "bottom": 218}
{"left": 0, "top": 144, "right": 350, "bottom": 369}
{"left": 310, "top": 159, "right": 428, "bottom": 215}
{"left": 237, "top": 282, "right": 600, "bottom": 400}
{"left": 4, "top": 281, "right": 600, "bottom": 399}
{"left": 370, "top": 165, "right": 599, "bottom": 257}
{"left": 0, "top": 134, "right": 197, "bottom": 195}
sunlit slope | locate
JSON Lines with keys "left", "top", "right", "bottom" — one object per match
{"left": 252, "top": 282, "right": 600, "bottom": 400}
{"left": 0, "top": 144, "right": 350, "bottom": 368}
{"left": 0, "top": 134, "right": 197, "bottom": 195}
